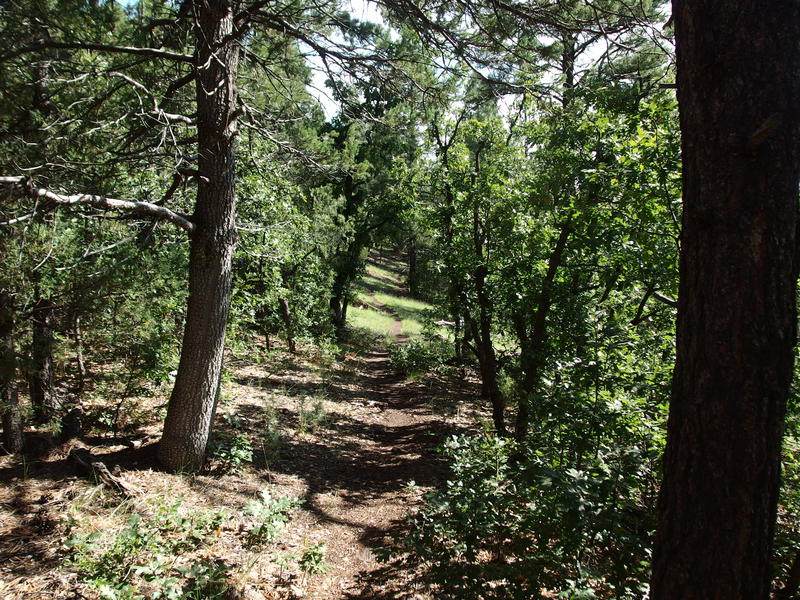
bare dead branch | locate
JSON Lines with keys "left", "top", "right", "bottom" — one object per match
{"left": 0, "top": 177, "right": 194, "bottom": 235}
{"left": 0, "top": 41, "right": 194, "bottom": 64}
{"left": 653, "top": 291, "right": 678, "bottom": 307}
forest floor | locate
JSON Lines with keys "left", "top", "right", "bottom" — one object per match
{"left": 0, "top": 255, "right": 484, "bottom": 600}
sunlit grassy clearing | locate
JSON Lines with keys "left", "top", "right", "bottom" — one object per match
{"left": 363, "top": 291, "right": 429, "bottom": 336}
{"left": 355, "top": 291, "right": 378, "bottom": 309}
{"left": 365, "top": 262, "right": 403, "bottom": 284}
{"left": 350, "top": 297, "right": 424, "bottom": 337}
{"left": 400, "top": 317, "right": 424, "bottom": 336}
{"left": 374, "top": 292, "right": 431, "bottom": 320}
{"left": 360, "top": 273, "right": 401, "bottom": 296}
{"left": 348, "top": 304, "right": 398, "bottom": 336}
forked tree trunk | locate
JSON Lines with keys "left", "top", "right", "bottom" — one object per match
{"left": 650, "top": 2, "right": 800, "bottom": 598}
{"left": 515, "top": 220, "right": 571, "bottom": 440}
{"left": 1, "top": 294, "right": 23, "bottom": 454}
{"left": 158, "top": 0, "right": 240, "bottom": 472}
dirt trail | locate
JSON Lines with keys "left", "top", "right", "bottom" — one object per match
{"left": 268, "top": 347, "right": 447, "bottom": 599}
{"left": 237, "top": 261, "right": 468, "bottom": 598}
{"left": 366, "top": 292, "right": 404, "bottom": 339}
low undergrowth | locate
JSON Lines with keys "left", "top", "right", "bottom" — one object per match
{"left": 66, "top": 497, "right": 233, "bottom": 600}
{"left": 65, "top": 489, "right": 305, "bottom": 600}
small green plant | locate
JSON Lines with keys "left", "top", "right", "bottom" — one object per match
{"left": 274, "top": 551, "right": 297, "bottom": 581}
{"left": 208, "top": 432, "right": 253, "bottom": 473}
{"left": 259, "top": 403, "right": 282, "bottom": 468}
{"left": 299, "top": 542, "right": 329, "bottom": 577}
{"left": 176, "top": 558, "right": 230, "bottom": 599}
{"left": 66, "top": 499, "right": 230, "bottom": 599}
{"left": 244, "top": 490, "right": 303, "bottom": 545}
{"left": 298, "top": 394, "right": 328, "bottom": 434}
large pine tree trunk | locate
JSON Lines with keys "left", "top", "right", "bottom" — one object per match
{"left": 158, "top": 0, "right": 240, "bottom": 472}
{"left": 650, "top": 2, "right": 800, "bottom": 598}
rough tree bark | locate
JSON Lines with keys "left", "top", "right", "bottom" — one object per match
{"left": 158, "top": 0, "right": 240, "bottom": 472}
{"left": 650, "top": 2, "right": 800, "bottom": 599}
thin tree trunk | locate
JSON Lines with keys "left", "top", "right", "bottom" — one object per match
{"left": 158, "top": 0, "right": 240, "bottom": 472}
{"left": 453, "top": 315, "right": 462, "bottom": 362}
{"left": 650, "top": 2, "right": 800, "bottom": 598}
{"left": 515, "top": 219, "right": 571, "bottom": 440}
{"left": 278, "top": 297, "right": 296, "bottom": 353}
{"left": 330, "top": 296, "right": 346, "bottom": 333}
{"left": 72, "top": 314, "right": 86, "bottom": 392}
{"left": 28, "top": 297, "right": 59, "bottom": 423}
{"left": 330, "top": 261, "right": 352, "bottom": 335}
{"left": 467, "top": 143, "right": 506, "bottom": 435}
{"left": 407, "top": 236, "right": 418, "bottom": 296}
{"left": 1, "top": 294, "right": 23, "bottom": 454}
{"left": 472, "top": 267, "right": 505, "bottom": 435}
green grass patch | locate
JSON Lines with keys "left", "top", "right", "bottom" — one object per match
{"left": 348, "top": 304, "right": 398, "bottom": 337}
{"left": 355, "top": 254, "right": 440, "bottom": 339}
{"left": 365, "top": 262, "right": 403, "bottom": 284}
{"left": 360, "top": 274, "right": 402, "bottom": 296}
{"left": 374, "top": 292, "right": 431, "bottom": 321}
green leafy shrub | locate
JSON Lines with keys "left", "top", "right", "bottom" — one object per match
{"left": 299, "top": 542, "right": 330, "bottom": 576}
{"left": 389, "top": 335, "right": 453, "bottom": 377}
{"left": 244, "top": 490, "right": 303, "bottom": 545}
{"left": 66, "top": 499, "right": 230, "bottom": 600}
{"left": 208, "top": 432, "right": 253, "bottom": 473}
{"left": 774, "top": 399, "right": 800, "bottom": 593}
{"left": 390, "top": 433, "right": 657, "bottom": 599}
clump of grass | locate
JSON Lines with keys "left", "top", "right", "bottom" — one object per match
{"left": 298, "top": 393, "right": 329, "bottom": 433}
{"left": 365, "top": 262, "right": 403, "bottom": 284}
{"left": 260, "top": 400, "right": 282, "bottom": 468}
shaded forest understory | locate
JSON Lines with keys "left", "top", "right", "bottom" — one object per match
{"left": 0, "top": 257, "right": 487, "bottom": 599}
